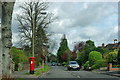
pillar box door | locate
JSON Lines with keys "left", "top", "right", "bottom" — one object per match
{"left": 30, "top": 57, "right": 35, "bottom": 74}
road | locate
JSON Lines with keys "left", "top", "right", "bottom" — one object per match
{"left": 40, "top": 66, "right": 119, "bottom": 78}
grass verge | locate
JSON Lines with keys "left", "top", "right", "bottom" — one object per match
{"left": 24, "top": 64, "right": 50, "bottom": 76}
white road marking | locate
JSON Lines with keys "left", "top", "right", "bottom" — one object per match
{"left": 77, "top": 76, "right": 80, "bottom": 78}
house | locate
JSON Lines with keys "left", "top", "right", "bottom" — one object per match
{"left": 16, "top": 48, "right": 23, "bottom": 50}
{"left": 105, "top": 39, "right": 120, "bottom": 50}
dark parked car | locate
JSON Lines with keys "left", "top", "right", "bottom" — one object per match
{"left": 51, "top": 62, "right": 56, "bottom": 66}
{"left": 67, "top": 61, "right": 80, "bottom": 71}
{"left": 57, "top": 63, "right": 61, "bottom": 66}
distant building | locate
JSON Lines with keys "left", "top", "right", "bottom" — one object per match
{"left": 114, "top": 39, "right": 118, "bottom": 44}
{"left": 105, "top": 39, "right": 120, "bottom": 50}
{"left": 102, "top": 43, "right": 104, "bottom": 47}
{"left": 16, "top": 48, "right": 23, "bottom": 50}
{"left": 98, "top": 43, "right": 105, "bottom": 48}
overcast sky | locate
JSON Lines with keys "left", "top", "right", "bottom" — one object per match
{"left": 12, "top": 2, "right": 118, "bottom": 54}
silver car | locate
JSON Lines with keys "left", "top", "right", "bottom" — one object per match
{"left": 67, "top": 61, "right": 80, "bottom": 71}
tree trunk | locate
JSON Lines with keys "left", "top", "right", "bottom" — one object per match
{"left": 1, "top": 2, "right": 14, "bottom": 77}
{"left": 0, "top": 3, "right": 2, "bottom": 79}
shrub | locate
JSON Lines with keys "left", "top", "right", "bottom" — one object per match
{"left": 62, "top": 62, "right": 66, "bottom": 66}
{"left": 11, "top": 47, "right": 28, "bottom": 63}
{"left": 83, "top": 61, "right": 90, "bottom": 70}
{"left": 108, "top": 50, "right": 118, "bottom": 64}
{"left": 102, "top": 59, "right": 108, "bottom": 67}
{"left": 91, "top": 60, "right": 103, "bottom": 70}
{"left": 89, "top": 51, "right": 102, "bottom": 66}
{"left": 112, "top": 65, "right": 120, "bottom": 68}
{"left": 11, "top": 47, "right": 28, "bottom": 71}
{"left": 118, "top": 48, "right": 120, "bottom": 65}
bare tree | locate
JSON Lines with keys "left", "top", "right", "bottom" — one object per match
{"left": 16, "top": 2, "right": 56, "bottom": 57}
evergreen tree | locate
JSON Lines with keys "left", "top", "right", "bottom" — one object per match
{"left": 84, "top": 40, "right": 96, "bottom": 62}
{"left": 57, "top": 34, "right": 70, "bottom": 63}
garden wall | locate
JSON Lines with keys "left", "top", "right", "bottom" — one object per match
{"left": 108, "top": 63, "right": 120, "bottom": 71}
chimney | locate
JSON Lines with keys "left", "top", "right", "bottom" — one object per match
{"left": 114, "top": 39, "right": 117, "bottom": 44}
{"left": 102, "top": 43, "right": 104, "bottom": 47}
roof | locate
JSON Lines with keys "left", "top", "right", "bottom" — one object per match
{"left": 105, "top": 44, "right": 114, "bottom": 50}
{"left": 105, "top": 41, "right": 120, "bottom": 50}
{"left": 16, "top": 48, "right": 23, "bottom": 50}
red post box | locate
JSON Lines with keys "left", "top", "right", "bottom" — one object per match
{"left": 30, "top": 57, "right": 35, "bottom": 74}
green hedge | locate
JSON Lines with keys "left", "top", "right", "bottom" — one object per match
{"left": 91, "top": 60, "right": 102, "bottom": 70}
{"left": 83, "top": 61, "right": 90, "bottom": 70}
{"left": 11, "top": 47, "right": 28, "bottom": 71}
{"left": 89, "top": 51, "right": 102, "bottom": 66}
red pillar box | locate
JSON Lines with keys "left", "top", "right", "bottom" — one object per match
{"left": 30, "top": 57, "right": 35, "bottom": 74}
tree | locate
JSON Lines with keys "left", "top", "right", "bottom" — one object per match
{"left": 117, "top": 48, "right": 120, "bottom": 65}
{"left": 94, "top": 47, "right": 110, "bottom": 55}
{"left": 16, "top": 2, "right": 56, "bottom": 64}
{"left": 77, "top": 51, "right": 86, "bottom": 65}
{"left": 57, "top": 34, "right": 70, "bottom": 63}
{"left": 84, "top": 40, "right": 96, "bottom": 62}
{"left": 72, "top": 41, "right": 85, "bottom": 61}
{"left": 73, "top": 41, "right": 85, "bottom": 52}
{"left": 88, "top": 51, "right": 102, "bottom": 66}
{"left": 1, "top": 2, "right": 15, "bottom": 76}
{"left": 49, "top": 54, "right": 57, "bottom": 62}
{"left": 108, "top": 49, "right": 118, "bottom": 64}
{"left": 62, "top": 49, "right": 71, "bottom": 62}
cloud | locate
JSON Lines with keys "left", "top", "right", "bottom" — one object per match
{"left": 12, "top": 32, "right": 21, "bottom": 46}
{"left": 12, "top": 2, "right": 118, "bottom": 54}
{"left": 114, "top": 26, "right": 118, "bottom": 33}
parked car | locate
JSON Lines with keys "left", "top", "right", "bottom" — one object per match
{"left": 57, "top": 63, "right": 61, "bottom": 66}
{"left": 51, "top": 62, "right": 56, "bottom": 66}
{"left": 67, "top": 61, "right": 80, "bottom": 71}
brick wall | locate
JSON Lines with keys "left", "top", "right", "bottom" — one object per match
{"left": 108, "top": 63, "right": 120, "bottom": 71}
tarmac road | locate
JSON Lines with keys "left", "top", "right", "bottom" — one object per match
{"left": 40, "top": 66, "right": 119, "bottom": 78}
{"left": 40, "top": 66, "right": 76, "bottom": 78}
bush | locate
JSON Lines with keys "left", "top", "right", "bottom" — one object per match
{"left": 83, "top": 61, "right": 90, "bottom": 70}
{"left": 62, "top": 62, "right": 69, "bottom": 66}
{"left": 89, "top": 51, "right": 102, "bottom": 66}
{"left": 108, "top": 50, "right": 118, "bottom": 64}
{"left": 112, "top": 65, "right": 120, "bottom": 68}
{"left": 11, "top": 47, "right": 28, "bottom": 71}
{"left": 102, "top": 59, "right": 108, "bottom": 67}
{"left": 62, "top": 62, "right": 65, "bottom": 65}
{"left": 91, "top": 60, "right": 103, "bottom": 70}
{"left": 11, "top": 47, "right": 28, "bottom": 63}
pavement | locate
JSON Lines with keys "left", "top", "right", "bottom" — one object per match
{"left": 11, "top": 66, "right": 42, "bottom": 78}
{"left": 92, "top": 70, "right": 120, "bottom": 77}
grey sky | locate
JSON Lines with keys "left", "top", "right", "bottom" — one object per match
{"left": 12, "top": 2, "right": 118, "bottom": 54}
